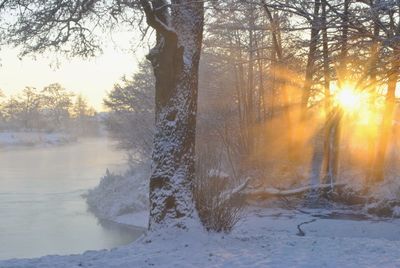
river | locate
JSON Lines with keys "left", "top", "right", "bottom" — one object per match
{"left": 0, "top": 137, "right": 144, "bottom": 260}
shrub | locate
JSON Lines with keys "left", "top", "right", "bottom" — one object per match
{"left": 193, "top": 147, "right": 245, "bottom": 233}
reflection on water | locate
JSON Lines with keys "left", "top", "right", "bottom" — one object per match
{"left": 0, "top": 138, "right": 144, "bottom": 260}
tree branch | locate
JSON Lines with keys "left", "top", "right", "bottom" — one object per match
{"left": 139, "top": 0, "right": 176, "bottom": 40}
{"left": 247, "top": 183, "right": 347, "bottom": 198}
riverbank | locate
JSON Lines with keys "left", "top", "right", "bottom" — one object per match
{"left": 85, "top": 164, "right": 149, "bottom": 228}
{"left": 2, "top": 206, "right": 400, "bottom": 267}
{"left": 0, "top": 137, "right": 142, "bottom": 260}
{"left": 0, "top": 132, "right": 77, "bottom": 148}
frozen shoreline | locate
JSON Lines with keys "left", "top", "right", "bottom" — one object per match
{"left": 2, "top": 206, "right": 400, "bottom": 267}
{"left": 4, "top": 145, "right": 400, "bottom": 267}
{"left": 0, "top": 132, "right": 77, "bottom": 148}
{"left": 85, "top": 163, "right": 150, "bottom": 228}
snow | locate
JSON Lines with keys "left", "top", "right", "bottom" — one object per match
{"left": 2, "top": 206, "right": 400, "bottom": 267}
{"left": 4, "top": 150, "right": 400, "bottom": 267}
{"left": 114, "top": 211, "right": 149, "bottom": 228}
{"left": 0, "top": 132, "right": 76, "bottom": 148}
{"left": 208, "top": 169, "right": 229, "bottom": 179}
{"left": 85, "top": 164, "right": 149, "bottom": 223}
{"left": 249, "top": 182, "right": 346, "bottom": 197}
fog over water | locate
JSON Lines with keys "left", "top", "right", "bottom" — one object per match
{"left": 0, "top": 138, "right": 144, "bottom": 260}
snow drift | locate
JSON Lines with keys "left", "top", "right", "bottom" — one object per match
{"left": 85, "top": 163, "right": 149, "bottom": 226}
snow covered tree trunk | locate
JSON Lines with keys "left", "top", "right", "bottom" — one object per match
{"left": 140, "top": 0, "right": 204, "bottom": 229}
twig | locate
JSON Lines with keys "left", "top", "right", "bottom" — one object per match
{"left": 296, "top": 219, "right": 317, "bottom": 236}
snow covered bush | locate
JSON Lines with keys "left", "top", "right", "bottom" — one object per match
{"left": 86, "top": 164, "right": 149, "bottom": 221}
{"left": 364, "top": 173, "right": 400, "bottom": 218}
{"left": 194, "top": 148, "right": 245, "bottom": 233}
{"left": 194, "top": 172, "right": 245, "bottom": 233}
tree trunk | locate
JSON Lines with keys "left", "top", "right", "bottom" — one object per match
{"left": 255, "top": 38, "right": 266, "bottom": 122}
{"left": 247, "top": 11, "right": 255, "bottom": 153}
{"left": 320, "top": 0, "right": 333, "bottom": 185}
{"left": 236, "top": 33, "right": 250, "bottom": 154}
{"left": 321, "top": 0, "right": 330, "bottom": 113}
{"left": 370, "top": 59, "right": 398, "bottom": 182}
{"left": 301, "top": 0, "right": 321, "bottom": 115}
{"left": 140, "top": 0, "right": 204, "bottom": 229}
{"left": 262, "top": 2, "right": 295, "bottom": 160}
{"left": 323, "top": 0, "right": 349, "bottom": 185}
{"left": 338, "top": 0, "right": 350, "bottom": 82}
{"left": 303, "top": 0, "right": 322, "bottom": 179}
{"left": 365, "top": 1, "right": 380, "bottom": 182}
{"left": 324, "top": 110, "right": 342, "bottom": 184}
{"left": 370, "top": 1, "right": 400, "bottom": 182}
{"left": 309, "top": 126, "right": 325, "bottom": 188}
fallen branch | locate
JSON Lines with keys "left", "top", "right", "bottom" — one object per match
{"left": 219, "top": 180, "right": 347, "bottom": 202}
{"left": 219, "top": 178, "right": 251, "bottom": 204}
{"left": 246, "top": 183, "right": 347, "bottom": 199}
{"left": 230, "top": 178, "right": 251, "bottom": 196}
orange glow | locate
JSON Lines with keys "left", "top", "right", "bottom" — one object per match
{"left": 333, "top": 84, "right": 369, "bottom": 113}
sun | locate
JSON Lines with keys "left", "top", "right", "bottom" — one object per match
{"left": 334, "top": 84, "right": 366, "bottom": 112}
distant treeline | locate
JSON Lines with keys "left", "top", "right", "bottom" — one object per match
{"left": 0, "top": 83, "right": 100, "bottom": 135}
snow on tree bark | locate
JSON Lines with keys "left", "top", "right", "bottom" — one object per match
{"left": 140, "top": 0, "right": 204, "bottom": 229}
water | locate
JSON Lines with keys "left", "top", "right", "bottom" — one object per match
{"left": 0, "top": 138, "right": 144, "bottom": 260}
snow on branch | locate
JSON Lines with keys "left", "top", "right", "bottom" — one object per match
{"left": 247, "top": 183, "right": 347, "bottom": 198}
{"left": 139, "top": 0, "right": 177, "bottom": 40}
{"left": 219, "top": 178, "right": 251, "bottom": 204}
{"left": 220, "top": 178, "right": 347, "bottom": 202}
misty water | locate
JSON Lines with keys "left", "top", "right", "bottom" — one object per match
{"left": 0, "top": 137, "right": 144, "bottom": 260}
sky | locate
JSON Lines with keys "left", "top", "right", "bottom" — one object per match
{"left": 0, "top": 33, "right": 146, "bottom": 111}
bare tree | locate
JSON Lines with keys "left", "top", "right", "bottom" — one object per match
{"left": 41, "top": 83, "right": 74, "bottom": 130}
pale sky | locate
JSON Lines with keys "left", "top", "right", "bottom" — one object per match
{"left": 0, "top": 31, "right": 148, "bottom": 111}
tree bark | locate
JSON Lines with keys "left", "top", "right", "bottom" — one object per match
{"left": 371, "top": 58, "right": 398, "bottom": 182}
{"left": 323, "top": 0, "right": 349, "bottom": 185}
{"left": 338, "top": 0, "right": 350, "bottom": 82}
{"left": 324, "top": 110, "right": 342, "bottom": 184}
{"left": 247, "top": 9, "right": 255, "bottom": 153}
{"left": 255, "top": 38, "right": 266, "bottom": 122}
{"left": 321, "top": 0, "right": 330, "bottom": 114}
{"left": 309, "top": 0, "right": 330, "bottom": 189}
{"left": 140, "top": 0, "right": 204, "bottom": 229}
{"left": 365, "top": 0, "right": 381, "bottom": 182}
{"left": 368, "top": 1, "right": 399, "bottom": 183}
{"left": 301, "top": 0, "right": 321, "bottom": 115}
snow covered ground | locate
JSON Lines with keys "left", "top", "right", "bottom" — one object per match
{"left": 85, "top": 164, "right": 150, "bottom": 227}
{"left": 2, "top": 205, "right": 400, "bottom": 268}
{"left": 4, "top": 158, "right": 400, "bottom": 267}
{"left": 0, "top": 132, "right": 76, "bottom": 148}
